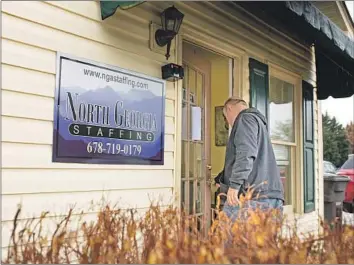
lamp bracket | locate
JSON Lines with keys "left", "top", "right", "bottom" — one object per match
{"left": 155, "top": 29, "right": 176, "bottom": 47}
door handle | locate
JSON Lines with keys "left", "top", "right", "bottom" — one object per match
{"left": 206, "top": 164, "right": 212, "bottom": 170}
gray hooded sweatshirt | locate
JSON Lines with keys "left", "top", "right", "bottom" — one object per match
{"left": 220, "top": 108, "right": 284, "bottom": 202}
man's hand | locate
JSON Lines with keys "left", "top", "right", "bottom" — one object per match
{"left": 227, "top": 188, "right": 240, "bottom": 206}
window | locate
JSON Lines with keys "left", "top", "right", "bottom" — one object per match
{"left": 273, "top": 144, "right": 292, "bottom": 205}
{"left": 269, "top": 77, "right": 295, "bottom": 142}
{"left": 249, "top": 58, "right": 303, "bottom": 214}
{"left": 269, "top": 72, "right": 299, "bottom": 208}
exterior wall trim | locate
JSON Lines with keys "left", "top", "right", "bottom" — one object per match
{"left": 1, "top": 1, "right": 322, "bottom": 242}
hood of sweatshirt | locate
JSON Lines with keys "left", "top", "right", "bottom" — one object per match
{"left": 237, "top": 107, "right": 267, "bottom": 126}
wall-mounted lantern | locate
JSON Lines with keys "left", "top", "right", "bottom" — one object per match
{"left": 155, "top": 5, "right": 184, "bottom": 60}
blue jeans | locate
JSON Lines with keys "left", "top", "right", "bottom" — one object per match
{"left": 222, "top": 198, "right": 284, "bottom": 223}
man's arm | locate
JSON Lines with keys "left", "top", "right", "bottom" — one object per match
{"left": 229, "top": 114, "right": 259, "bottom": 190}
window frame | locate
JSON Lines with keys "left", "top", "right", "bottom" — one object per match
{"left": 268, "top": 64, "right": 303, "bottom": 215}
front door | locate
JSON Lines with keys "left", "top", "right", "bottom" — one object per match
{"left": 181, "top": 62, "right": 211, "bottom": 232}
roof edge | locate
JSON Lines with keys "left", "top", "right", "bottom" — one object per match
{"left": 338, "top": 1, "right": 354, "bottom": 36}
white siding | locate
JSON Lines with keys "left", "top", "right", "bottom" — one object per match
{"left": 1, "top": 0, "right": 323, "bottom": 250}
{"left": 1, "top": 1, "right": 177, "bottom": 248}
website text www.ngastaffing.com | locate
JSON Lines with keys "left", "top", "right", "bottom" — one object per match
{"left": 83, "top": 68, "right": 149, "bottom": 90}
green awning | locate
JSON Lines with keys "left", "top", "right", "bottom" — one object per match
{"left": 100, "top": 1, "right": 143, "bottom": 20}
{"left": 237, "top": 1, "right": 354, "bottom": 100}
{"left": 284, "top": 1, "right": 354, "bottom": 100}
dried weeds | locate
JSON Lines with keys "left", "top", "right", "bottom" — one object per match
{"left": 3, "top": 193, "right": 354, "bottom": 264}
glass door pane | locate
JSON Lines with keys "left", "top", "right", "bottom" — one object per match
{"left": 196, "top": 181, "right": 203, "bottom": 213}
{"left": 181, "top": 64, "right": 206, "bottom": 221}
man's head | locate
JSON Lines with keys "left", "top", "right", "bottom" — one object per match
{"left": 223, "top": 97, "right": 248, "bottom": 126}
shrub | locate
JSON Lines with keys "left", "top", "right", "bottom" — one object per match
{"left": 2, "top": 196, "right": 354, "bottom": 264}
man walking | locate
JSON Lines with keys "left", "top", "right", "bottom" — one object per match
{"left": 219, "top": 97, "right": 284, "bottom": 221}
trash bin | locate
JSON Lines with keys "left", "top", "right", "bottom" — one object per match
{"left": 323, "top": 173, "right": 350, "bottom": 224}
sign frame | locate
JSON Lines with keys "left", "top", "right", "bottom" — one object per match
{"left": 52, "top": 53, "right": 166, "bottom": 165}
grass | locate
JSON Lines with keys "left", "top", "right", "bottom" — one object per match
{"left": 2, "top": 193, "right": 354, "bottom": 264}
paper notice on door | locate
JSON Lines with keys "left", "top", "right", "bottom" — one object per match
{"left": 191, "top": 106, "right": 202, "bottom": 141}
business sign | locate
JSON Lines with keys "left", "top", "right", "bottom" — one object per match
{"left": 53, "top": 54, "right": 166, "bottom": 165}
